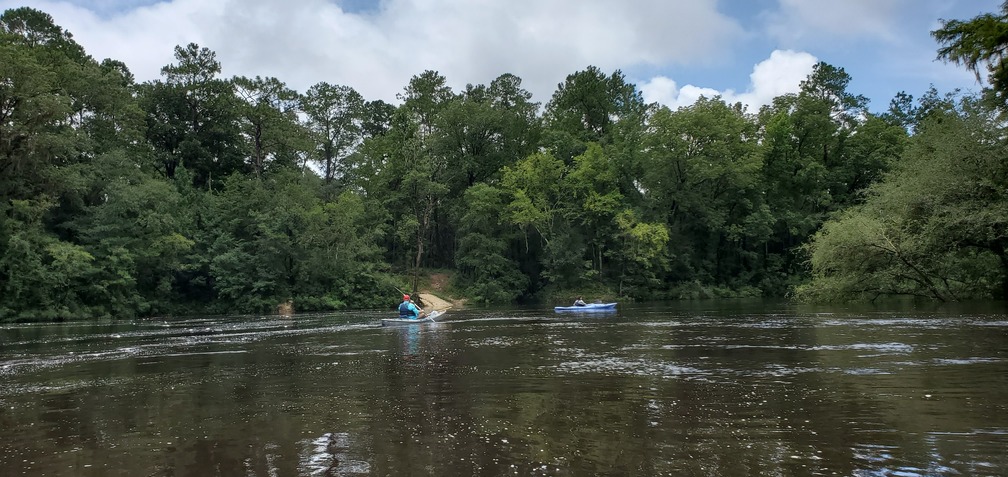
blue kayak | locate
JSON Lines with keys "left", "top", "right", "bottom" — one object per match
{"left": 554, "top": 303, "right": 617, "bottom": 312}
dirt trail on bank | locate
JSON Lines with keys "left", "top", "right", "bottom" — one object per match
{"left": 417, "top": 293, "right": 453, "bottom": 311}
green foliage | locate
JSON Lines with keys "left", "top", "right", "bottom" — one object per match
{"left": 198, "top": 171, "right": 390, "bottom": 314}
{"left": 611, "top": 210, "right": 669, "bottom": 297}
{"left": 561, "top": 143, "right": 625, "bottom": 279}
{"left": 933, "top": 2, "right": 1008, "bottom": 107}
{"left": 0, "top": 199, "right": 104, "bottom": 320}
{"left": 0, "top": 11, "right": 85, "bottom": 202}
{"left": 542, "top": 66, "right": 647, "bottom": 163}
{"left": 502, "top": 151, "right": 565, "bottom": 243}
{"left": 300, "top": 82, "right": 365, "bottom": 184}
{"left": 5, "top": 7, "right": 1008, "bottom": 322}
{"left": 455, "top": 184, "right": 528, "bottom": 303}
{"left": 233, "top": 75, "right": 307, "bottom": 177}
{"left": 755, "top": 62, "right": 905, "bottom": 293}
{"left": 642, "top": 97, "right": 769, "bottom": 290}
{"left": 799, "top": 97, "right": 1008, "bottom": 301}
{"left": 434, "top": 74, "right": 541, "bottom": 198}
{"left": 138, "top": 43, "right": 246, "bottom": 188}
{"left": 79, "top": 175, "right": 194, "bottom": 314}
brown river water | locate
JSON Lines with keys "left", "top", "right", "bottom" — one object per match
{"left": 1, "top": 300, "right": 1006, "bottom": 476}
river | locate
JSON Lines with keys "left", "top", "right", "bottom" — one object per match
{"left": 1, "top": 300, "right": 1006, "bottom": 476}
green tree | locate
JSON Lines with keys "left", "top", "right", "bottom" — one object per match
{"left": 299, "top": 190, "right": 388, "bottom": 308}
{"left": 232, "top": 75, "right": 305, "bottom": 177}
{"left": 542, "top": 66, "right": 646, "bottom": 163}
{"left": 502, "top": 151, "right": 566, "bottom": 251}
{"left": 799, "top": 96, "right": 1008, "bottom": 301}
{"left": 0, "top": 7, "right": 156, "bottom": 320}
{"left": 428, "top": 73, "right": 542, "bottom": 271}
{"left": 138, "top": 43, "right": 245, "bottom": 188}
{"left": 373, "top": 71, "right": 455, "bottom": 292}
{"left": 0, "top": 7, "right": 86, "bottom": 58}
{"left": 434, "top": 74, "right": 541, "bottom": 197}
{"left": 0, "top": 8, "right": 83, "bottom": 202}
{"left": 757, "top": 62, "right": 887, "bottom": 292}
{"left": 563, "top": 142, "right": 624, "bottom": 279}
{"left": 501, "top": 151, "right": 572, "bottom": 287}
{"left": 78, "top": 174, "right": 193, "bottom": 314}
{"left": 206, "top": 173, "right": 309, "bottom": 312}
{"left": 360, "top": 99, "right": 396, "bottom": 141}
{"left": 640, "top": 97, "right": 768, "bottom": 292}
{"left": 612, "top": 209, "right": 669, "bottom": 296}
{"left": 486, "top": 72, "right": 542, "bottom": 165}
{"left": 455, "top": 184, "right": 529, "bottom": 303}
{"left": 933, "top": 2, "right": 1008, "bottom": 106}
{"left": 399, "top": 70, "right": 454, "bottom": 137}
{"left": 204, "top": 171, "right": 388, "bottom": 313}
{"left": 300, "top": 82, "right": 365, "bottom": 184}
{"left": 0, "top": 199, "right": 100, "bottom": 320}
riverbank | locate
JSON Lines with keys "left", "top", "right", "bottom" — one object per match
{"left": 416, "top": 293, "right": 455, "bottom": 311}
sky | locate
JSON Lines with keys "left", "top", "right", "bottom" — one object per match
{"left": 4, "top": 0, "right": 998, "bottom": 113}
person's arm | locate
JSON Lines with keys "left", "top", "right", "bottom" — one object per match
{"left": 408, "top": 302, "right": 424, "bottom": 318}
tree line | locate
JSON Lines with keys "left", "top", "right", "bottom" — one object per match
{"left": 1, "top": 7, "right": 1005, "bottom": 321}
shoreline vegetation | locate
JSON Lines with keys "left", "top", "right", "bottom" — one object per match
{"left": 2, "top": 7, "right": 1007, "bottom": 323}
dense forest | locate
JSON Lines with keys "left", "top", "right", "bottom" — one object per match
{"left": 1, "top": 6, "right": 1006, "bottom": 321}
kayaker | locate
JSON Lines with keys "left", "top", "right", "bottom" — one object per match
{"left": 573, "top": 296, "right": 587, "bottom": 306}
{"left": 399, "top": 294, "right": 427, "bottom": 319}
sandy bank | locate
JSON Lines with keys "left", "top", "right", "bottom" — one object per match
{"left": 417, "top": 293, "right": 454, "bottom": 311}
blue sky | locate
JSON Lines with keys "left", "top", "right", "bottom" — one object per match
{"left": 6, "top": 0, "right": 997, "bottom": 113}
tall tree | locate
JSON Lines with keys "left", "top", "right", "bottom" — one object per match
{"left": 756, "top": 62, "right": 882, "bottom": 292}
{"left": 139, "top": 43, "right": 245, "bottom": 188}
{"left": 0, "top": 8, "right": 156, "bottom": 319}
{"left": 642, "top": 97, "right": 768, "bottom": 290}
{"left": 799, "top": 96, "right": 1008, "bottom": 301}
{"left": 430, "top": 74, "right": 542, "bottom": 267}
{"left": 395, "top": 71, "right": 454, "bottom": 292}
{"left": 501, "top": 151, "right": 569, "bottom": 287}
{"left": 0, "top": 27, "right": 74, "bottom": 202}
{"left": 542, "top": 66, "right": 646, "bottom": 163}
{"left": 0, "top": 8, "right": 91, "bottom": 202}
{"left": 563, "top": 143, "right": 624, "bottom": 278}
{"left": 361, "top": 99, "right": 395, "bottom": 138}
{"left": 933, "top": 2, "right": 1008, "bottom": 106}
{"left": 398, "top": 70, "right": 454, "bottom": 137}
{"left": 300, "top": 82, "right": 364, "bottom": 184}
{"left": 232, "top": 75, "right": 304, "bottom": 177}
{"left": 435, "top": 74, "right": 541, "bottom": 196}
{"left": 455, "top": 183, "right": 529, "bottom": 303}
{"left": 0, "top": 7, "right": 86, "bottom": 58}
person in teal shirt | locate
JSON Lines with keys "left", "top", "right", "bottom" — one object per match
{"left": 398, "top": 294, "right": 427, "bottom": 319}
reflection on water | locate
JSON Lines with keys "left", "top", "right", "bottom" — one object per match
{"left": 1, "top": 302, "right": 1006, "bottom": 476}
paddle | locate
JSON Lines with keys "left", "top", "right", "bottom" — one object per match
{"left": 426, "top": 310, "right": 445, "bottom": 321}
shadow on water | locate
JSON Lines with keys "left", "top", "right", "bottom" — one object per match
{"left": 1, "top": 302, "right": 1006, "bottom": 475}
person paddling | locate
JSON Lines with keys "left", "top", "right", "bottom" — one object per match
{"left": 399, "top": 294, "right": 427, "bottom": 320}
{"left": 573, "top": 295, "right": 587, "bottom": 306}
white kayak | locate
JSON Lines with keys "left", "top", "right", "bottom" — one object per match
{"left": 381, "top": 310, "right": 445, "bottom": 326}
{"left": 554, "top": 302, "right": 617, "bottom": 312}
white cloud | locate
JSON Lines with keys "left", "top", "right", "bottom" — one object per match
{"left": 4, "top": 0, "right": 744, "bottom": 104}
{"left": 638, "top": 77, "right": 720, "bottom": 111}
{"left": 766, "top": 0, "right": 906, "bottom": 45}
{"left": 639, "top": 50, "right": 818, "bottom": 112}
{"left": 637, "top": 76, "right": 679, "bottom": 107}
